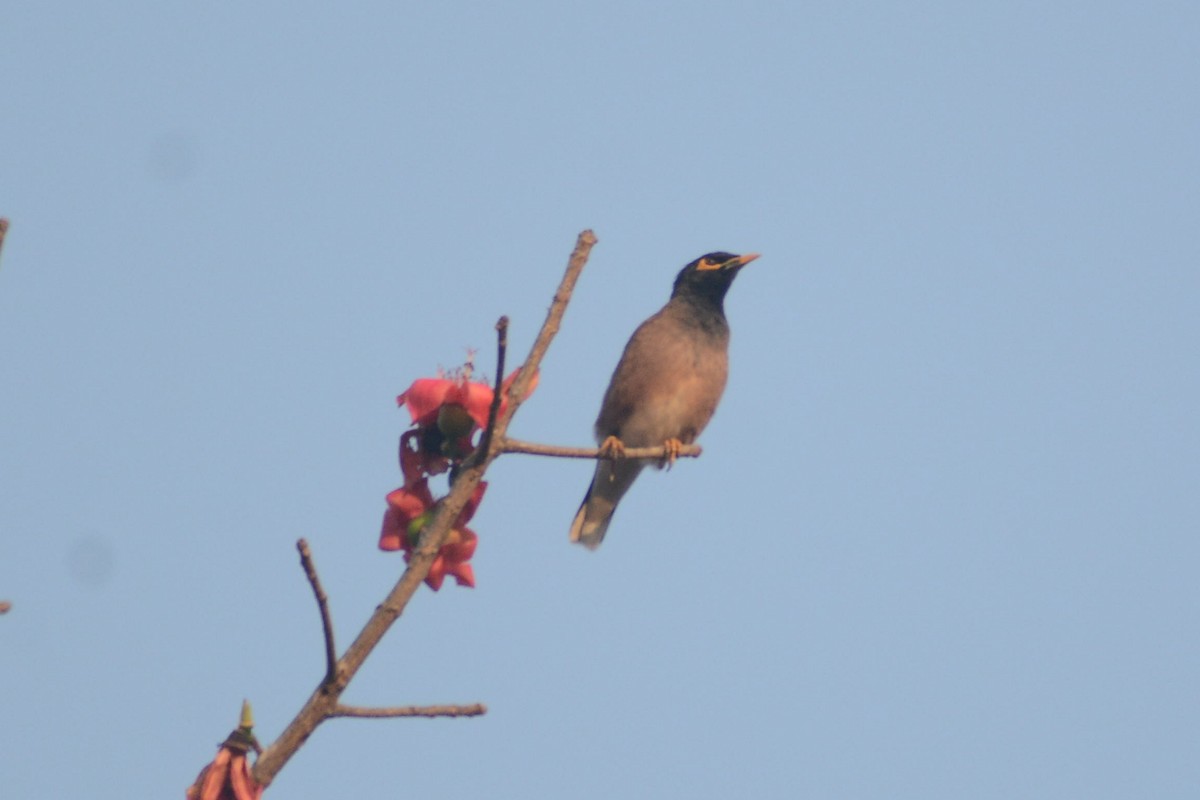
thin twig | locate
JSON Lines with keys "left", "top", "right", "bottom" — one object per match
{"left": 252, "top": 230, "right": 598, "bottom": 787}
{"left": 331, "top": 703, "right": 487, "bottom": 719}
{"left": 0, "top": 218, "right": 9, "bottom": 266}
{"left": 499, "top": 437, "right": 702, "bottom": 460}
{"left": 296, "top": 539, "right": 337, "bottom": 684}
{"left": 472, "top": 315, "right": 509, "bottom": 464}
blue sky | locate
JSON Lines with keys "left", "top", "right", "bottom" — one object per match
{"left": 2, "top": 2, "right": 1198, "bottom": 798}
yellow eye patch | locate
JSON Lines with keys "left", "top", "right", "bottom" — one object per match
{"left": 695, "top": 257, "right": 723, "bottom": 271}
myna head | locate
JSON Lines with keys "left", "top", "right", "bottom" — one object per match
{"left": 671, "top": 251, "right": 759, "bottom": 307}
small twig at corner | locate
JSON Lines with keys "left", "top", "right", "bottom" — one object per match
{"left": 0, "top": 218, "right": 10, "bottom": 265}
{"left": 297, "top": 539, "right": 337, "bottom": 683}
{"left": 330, "top": 703, "right": 487, "bottom": 719}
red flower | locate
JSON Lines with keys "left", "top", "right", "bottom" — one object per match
{"left": 186, "top": 748, "right": 262, "bottom": 800}
{"left": 186, "top": 703, "right": 263, "bottom": 800}
{"left": 425, "top": 526, "right": 478, "bottom": 591}
{"left": 382, "top": 357, "right": 534, "bottom": 591}
{"left": 379, "top": 479, "right": 436, "bottom": 552}
{"left": 398, "top": 376, "right": 496, "bottom": 430}
{"left": 379, "top": 481, "right": 487, "bottom": 592}
{"left": 396, "top": 366, "right": 538, "bottom": 467}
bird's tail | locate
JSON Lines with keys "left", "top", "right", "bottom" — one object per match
{"left": 568, "top": 483, "right": 615, "bottom": 550}
{"left": 568, "top": 459, "right": 644, "bottom": 549}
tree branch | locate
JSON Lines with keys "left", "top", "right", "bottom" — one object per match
{"left": 0, "top": 218, "right": 9, "bottom": 266}
{"left": 490, "top": 230, "right": 598, "bottom": 446}
{"left": 331, "top": 703, "right": 486, "bottom": 719}
{"left": 499, "top": 437, "right": 702, "bottom": 460}
{"left": 251, "top": 230, "right": 598, "bottom": 787}
{"left": 472, "top": 315, "right": 509, "bottom": 464}
{"left": 296, "top": 539, "right": 337, "bottom": 684}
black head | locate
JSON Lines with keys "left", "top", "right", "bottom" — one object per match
{"left": 671, "top": 251, "right": 759, "bottom": 307}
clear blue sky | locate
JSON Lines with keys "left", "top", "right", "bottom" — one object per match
{"left": 3, "top": 2, "right": 1198, "bottom": 798}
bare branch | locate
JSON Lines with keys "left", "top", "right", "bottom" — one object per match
{"left": 0, "top": 218, "right": 9, "bottom": 266}
{"left": 331, "top": 703, "right": 487, "bottom": 719}
{"left": 252, "top": 230, "right": 598, "bottom": 787}
{"left": 495, "top": 230, "right": 598, "bottom": 431}
{"left": 472, "top": 315, "right": 509, "bottom": 463}
{"left": 499, "top": 437, "right": 702, "bottom": 460}
{"left": 296, "top": 539, "right": 337, "bottom": 684}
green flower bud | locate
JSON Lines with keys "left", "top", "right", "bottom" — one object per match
{"left": 437, "top": 403, "right": 475, "bottom": 439}
{"left": 407, "top": 510, "right": 433, "bottom": 546}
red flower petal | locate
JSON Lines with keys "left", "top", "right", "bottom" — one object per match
{"left": 442, "top": 527, "right": 478, "bottom": 562}
{"left": 229, "top": 753, "right": 263, "bottom": 800}
{"left": 458, "top": 381, "right": 496, "bottom": 429}
{"left": 386, "top": 480, "right": 435, "bottom": 517}
{"left": 379, "top": 511, "right": 406, "bottom": 551}
{"left": 424, "top": 555, "right": 447, "bottom": 591}
{"left": 447, "top": 560, "right": 475, "bottom": 588}
{"left": 398, "top": 429, "right": 429, "bottom": 485}
{"left": 400, "top": 366, "right": 538, "bottom": 444}
{"left": 497, "top": 366, "right": 539, "bottom": 417}
{"left": 378, "top": 534, "right": 404, "bottom": 552}
{"left": 380, "top": 480, "right": 437, "bottom": 552}
{"left": 398, "top": 378, "right": 455, "bottom": 426}
{"left": 457, "top": 482, "right": 487, "bottom": 527}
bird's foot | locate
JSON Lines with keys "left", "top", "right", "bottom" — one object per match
{"left": 599, "top": 436, "right": 626, "bottom": 482}
{"left": 598, "top": 435, "right": 626, "bottom": 460}
{"left": 660, "top": 438, "right": 683, "bottom": 469}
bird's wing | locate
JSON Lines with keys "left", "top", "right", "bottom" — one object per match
{"left": 594, "top": 307, "right": 728, "bottom": 446}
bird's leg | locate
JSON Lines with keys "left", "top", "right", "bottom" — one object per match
{"left": 598, "top": 436, "right": 626, "bottom": 482}
{"left": 598, "top": 435, "right": 626, "bottom": 460}
{"left": 660, "top": 438, "right": 683, "bottom": 469}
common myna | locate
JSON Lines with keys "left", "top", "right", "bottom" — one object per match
{"left": 569, "top": 251, "right": 758, "bottom": 549}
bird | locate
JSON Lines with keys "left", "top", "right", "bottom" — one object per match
{"left": 568, "top": 251, "right": 758, "bottom": 549}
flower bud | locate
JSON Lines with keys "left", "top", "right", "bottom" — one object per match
{"left": 436, "top": 403, "right": 475, "bottom": 439}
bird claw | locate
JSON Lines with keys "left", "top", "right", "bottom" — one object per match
{"left": 661, "top": 438, "right": 683, "bottom": 469}
{"left": 599, "top": 435, "right": 626, "bottom": 460}
{"left": 599, "top": 436, "right": 626, "bottom": 482}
